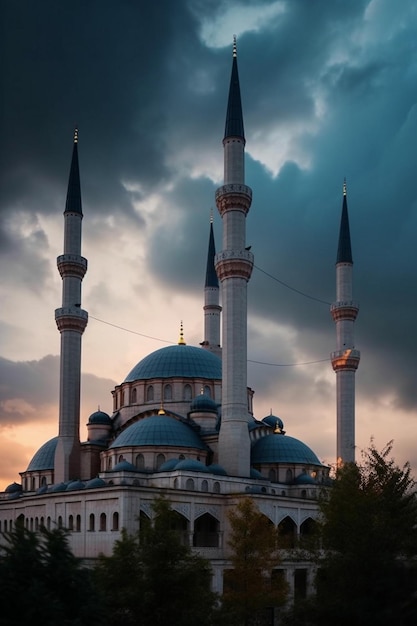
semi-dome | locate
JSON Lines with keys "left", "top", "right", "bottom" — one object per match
{"left": 85, "top": 477, "right": 107, "bottom": 489}
{"left": 109, "top": 415, "right": 207, "bottom": 450}
{"left": 251, "top": 433, "right": 322, "bottom": 466}
{"left": 174, "top": 459, "right": 209, "bottom": 472}
{"left": 26, "top": 437, "right": 58, "bottom": 471}
{"left": 112, "top": 460, "right": 137, "bottom": 472}
{"left": 124, "top": 344, "right": 222, "bottom": 382}
{"left": 207, "top": 463, "right": 228, "bottom": 476}
{"left": 88, "top": 410, "right": 112, "bottom": 425}
{"left": 294, "top": 472, "right": 317, "bottom": 485}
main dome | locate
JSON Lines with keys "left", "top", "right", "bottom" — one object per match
{"left": 109, "top": 415, "right": 207, "bottom": 450}
{"left": 124, "top": 344, "right": 222, "bottom": 382}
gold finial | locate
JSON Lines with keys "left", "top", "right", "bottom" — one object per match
{"left": 233, "top": 35, "right": 237, "bottom": 58}
{"left": 178, "top": 320, "right": 186, "bottom": 345}
{"left": 343, "top": 177, "right": 347, "bottom": 197}
{"left": 158, "top": 399, "right": 165, "bottom": 415}
{"left": 74, "top": 127, "right": 78, "bottom": 144}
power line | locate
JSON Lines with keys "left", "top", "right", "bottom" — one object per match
{"left": 253, "top": 264, "right": 332, "bottom": 306}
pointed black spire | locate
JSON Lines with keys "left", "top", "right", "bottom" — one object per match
{"left": 336, "top": 180, "right": 353, "bottom": 264}
{"left": 224, "top": 36, "right": 245, "bottom": 141}
{"left": 205, "top": 215, "right": 219, "bottom": 288}
{"left": 65, "top": 128, "right": 83, "bottom": 215}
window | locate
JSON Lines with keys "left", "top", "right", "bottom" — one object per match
{"left": 278, "top": 516, "right": 296, "bottom": 548}
{"left": 89, "top": 514, "right": 95, "bottom": 532}
{"left": 204, "top": 385, "right": 211, "bottom": 397}
{"left": 112, "top": 512, "right": 119, "bottom": 531}
{"left": 286, "top": 468, "right": 293, "bottom": 483}
{"left": 201, "top": 479, "right": 208, "bottom": 492}
{"left": 183, "top": 384, "right": 192, "bottom": 401}
{"left": 76, "top": 515, "right": 81, "bottom": 532}
{"left": 100, "top": 513, "right": 107, "bottom": 531}
{"left": 156, "top": 453, "right": 166, "bottom": 469}
{"left": 68, "top": 515, "right": 74, "bottom": 531}
{"left": 193, "top": 513, "right": 219, "bottom": 547}
{"left": 132, "top": 388, "right": 137, "bottom": 403}
{"left": 164, "top": 384, "right": 172, "bottom": 401}
{"left": 147, "top": 385, "right": 154, "bottom": 402}
{"left": 136, "top": 453, "right": 145, "bottom": 469}
{"left": 269, "top": 468, "right": 276, "bottom": 482}
{"left": 186, "top": 478, "right": 195, "bottom": 490}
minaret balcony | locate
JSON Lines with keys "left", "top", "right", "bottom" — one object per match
{"left": 330, "top": 300, "right": 359, "bottom": 322}
{"left": 55, "top": 307, "right": 88, "bottom": 333}
{"left": 331, "top": 348, "right": 361, "bottom": 371}
{"left": 215, "top": 249, "right": 253, "bottom": 281}
{"left": 57, "top": 254, "right": 88, "bottom": 279}
{"left": 215, "top": 183, "right": 252, "bottom": 216}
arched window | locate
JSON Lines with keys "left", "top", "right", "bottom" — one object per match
{"left": 100, "top": 513, "right": 107, "bottom": 531}
{"left": 68, "top": 515, "right": 74, "bottom": 531}
{"left": 46, "top": 516, "right": 51, "bottom": 530}
{"left": 76, "top": 515, "right": 81, "bottom": 532}
{"left": 112, "top": 512, "right": 119, "bottom": 531}
{"left": 186, "top": 478, "right": 195, "bottom": 491}
{"left": 57, "top": 516, "right": 63, "bottom": 528}
{"left": 132, "top": 388, "right": 137, "bottom": 403}
{"left": 204, "top": 385, "right": 211, "bottom": 398}
{"left": 108, "top": 457, "right": 112, "bottom": 470}
{"left": 41, "top": 476, "right": 47, "bottom": 486}
{"left": 118, "top": 454, "right": 124, "bottom": 463}
{"left": 183, "top": 384, "right": 192, "bottom": 401}
{"left": 156, "top": 453, "right": 166, "bottom": 470}
{"left": 286, "top": 468, "right": 293, "bottom": 483}
{"left": 89, "top": 514, "right": 95, "bottom": 532}
{"left": 164, "top": 384, "right": 172, "bottom": 401}
{"left": 201, "top": 480, "right": 208, "bottom": 492}
{"left": 193, "top": 513, "right": 219, "bottom": 547}
{"left": 136, "top": 453, "right": 145, "bottom": 469}
{"left": 147, "top": 385, "right": 154, "bottom": 402}
{"left": 278, "top": 516, "right": 296, "bottom": 548}
{"left": 269, "top": 468, "right": 276, "bottom": 482}
{"left": 213, "top": 482, "right": 220, "bottom": 493}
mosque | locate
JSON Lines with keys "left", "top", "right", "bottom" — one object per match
{"left": 0, "top": 40, "right": 359, "bottom": 601}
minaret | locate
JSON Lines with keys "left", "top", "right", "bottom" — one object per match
{"left": 215, "top": 38, "right": 253, "bottom": 477}
{"left": 330, "top": 180, "right": 360, "bottom": 466}
{"left": 54, "top": 129, "right": 88, "bottom": 483}
{"left": 201, "top": 212, "right": 222, "bottom": 357}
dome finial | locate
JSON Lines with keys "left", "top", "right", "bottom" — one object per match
{"left": 74, "top": 127, "right": 78, "bottom": 144}
{"left": 178, "top": 320, "right": 186, "bottom": 345}
{"left": 343, "top": 177, "right": 347, "bottom": 197}
{"left": 233, "top": 34, "right": 237, "bottom": 58}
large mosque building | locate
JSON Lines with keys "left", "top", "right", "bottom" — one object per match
{"left": 0, "top": 41, "right": 359, "bottom": 601}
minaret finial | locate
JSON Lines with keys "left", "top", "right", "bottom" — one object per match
{"left": 210, "top": 208, "right": 214, "bottom": 224}
{"left": 74, "top": 127, "right": 78, "bottom": 144}
{"left": 233, "top": 35, "right": 237, "bottom": 57}
{"left": 343, "top": 177, "right": 347, "bottom": 197}
{"left": 178, "top": 320, "right": 186, "bottom": 345}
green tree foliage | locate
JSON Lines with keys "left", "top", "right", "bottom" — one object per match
{"left": 0, "top": 521, "right": 104, "bottom": 626}
{"left": 94, "top": 496, "right": 218, "bottom": 626}
{"left": 221, "top": 497, "right": 288, "bottom": 625}
{"left": 284, "top": 442, "right": 417, "bottom": 626}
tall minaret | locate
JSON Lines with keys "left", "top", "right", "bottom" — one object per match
{"left": 201, "top": 212, "right": 222, "bottom": 357}
{"left": 215, "top": 38, "right": 253, "bottom": 477}
{"left": 330, "top": 181, "right": 360, "bottom": 466}
{"left": 54, "top": 129, "right": 88, "bottom": 483}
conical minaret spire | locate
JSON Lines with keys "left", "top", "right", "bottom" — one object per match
{"left": 201, "top": 212, "right": 222, "bottom": 356}
{"left": 54, "top": 129, "right": 88, "bottom": 483}
{"left": 216, "top": 39, "right": 253, "bottom": 477}
{"left": 330, "top": 181, "right": 360, "bottom": 466}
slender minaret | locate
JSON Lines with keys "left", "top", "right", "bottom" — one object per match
{"left": 54, "top": 129, "right": 88, "bottom": 483}
{"left": 201, "top": 212, "right": 222, "bottom": 357}
{"left": 215, "top": 38, "right": 253, "bottom": 477}
{"left": 330, "top": 180, "right": 360, "bottom": 466}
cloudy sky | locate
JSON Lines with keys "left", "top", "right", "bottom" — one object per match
{"left": 1, "top": 0, "right": 417, "bottom": 490}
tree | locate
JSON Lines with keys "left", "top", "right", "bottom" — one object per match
{"left": 221, "top": 497, "right": 288, "bottom": 625}
{"left": 0, "top": 521, "right": 104, "bottom": 626}
{"left": 283, "top": 442, "right": 417, "bottom": 626}
{"left": 94, "top": 496, "right": 218, "bottom": 626}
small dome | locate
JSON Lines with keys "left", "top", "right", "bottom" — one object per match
{"left": 110, "top": 415, "right": 207, "bottom": 450}
{"left": 174, "top": 459, "right": 209, "bottom": 473}
{"left": 66, "top": 480, "right": 85, "bottom": 491}
{"left": 251, "top": 433, "right": 322, "bottom": 466}
{"left": 124, "top": 344, "right": 222, "bottom": 382}
{"left": 159, "top": 459, "right": 180, "bottom": 471}
{"left": 85, "top": 477, "right": 107, "bottom": 489}
{"left": 5, "top": 482, "right": 22, "bottom": 494}
{"left": 88, "top": 410, "right": 112, "bottom": 425}
{"left": 112, "top": 460, "right": 137, "bottom": 472}
{"left": 190, "top": 394, "right": 218, "bottom": 413}
{"left": 250, "top": 468, "right": 266, "bottom": 480}
{"left": 262, "top": 414, "right": 285, "bottom": 432}
{"left": 48, "top": 482, "right": 69, "bottom": 493}
{"left": 26, "top": 437, "right": 58, "bottom": 472}
{"left": 294, "top": 473, "right": 317, "bottom": 485}
{"left": 207, "top": 463, "right": 228, "bottom": 476}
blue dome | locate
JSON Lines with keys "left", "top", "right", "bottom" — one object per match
{"left": 88, "top": 410, "right": 112, "bottom": 425}
{"left": 190, "top": 393, "right": 218, "bottom": 412}
{"left": 159, "top": 459, "right": 180, "bottom": 471}
{"left": 251, "top": 434, "right": 322, "bottom": 466}
{"left": 174, "top": 459, "right": 209, "bottom": 472}
{"left": 250, "top": 468, "right": 266, "bottom": 480}
{"left": 262, "top": 415, "right": 285, "bottom": 431}
{"left": 112, "top": 460, "right": 137, "bottom": 472}
{"left": 66, "top": 480, "right": 85, "bottom": 491}
{"left": 294, "top": 472, "right": 317, "bottom": 485}
{"left": 26, "top": 437, "right": 58, "bottom": 471}
{"left": 207, "top": 463, "right": 228, "bottom": 476}
{"left": 48, "top": 482, "right": 69, "bottom": 493}
{"left": 124, "top": 344, "right": 222, "bottom": 382}
{"left": 109, "top": 415, "right": 207, "bottom": 450}
{"left": 85, "top": 477, "right": 107, "bottom": 489}
{"left": 5, "top": 482, "right": 22, "bottom": 494}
